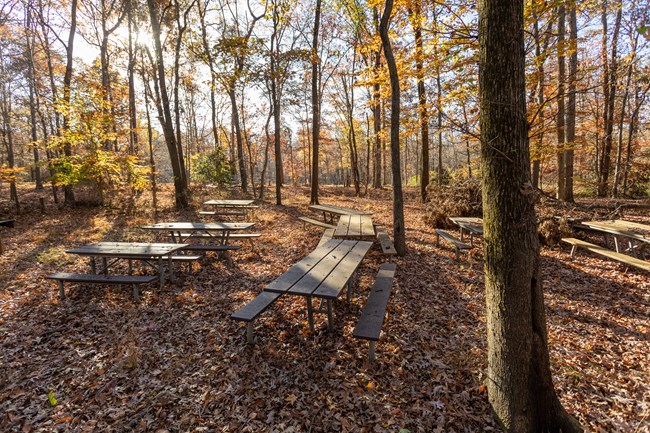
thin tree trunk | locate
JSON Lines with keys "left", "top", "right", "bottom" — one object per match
{"left": 310, "top": 0, "right": 322, "bottom": 205}
{"left": 556, "top": 3, "right": 566, "bottom": 200}
{"left": 411, "top": 4, "right": 429, "bottom": 200}
{"left": 61, "top": 0, "right": 78, "bottom": 204}
{"left": 379, "top": 0, "right": 406, "bottom": 256}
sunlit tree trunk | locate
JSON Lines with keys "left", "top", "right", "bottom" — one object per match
{"left": 61, "top": 0, "right": 78, "bottom": 204}
{"left": 310, "top": 0, "right": 322, "bottom": 205}
{"left": 410, "top": 3, "right": 429, "bottom": 201}
{"left": 379, "top": 0, "right": 406, "bottom": 256}
{"left": 478, "top": 0, "right": 583, "bottom": 429}
{"left": 556, "top": 3, "right": 566, "bottom": 200}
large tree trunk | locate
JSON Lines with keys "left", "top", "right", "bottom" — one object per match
{"left": 564, "top": 2, "right": 577, "bottom": 202}
{"left": 309, "top": 0, "right": 322, "bottom": 205}
{"left": 379, "top": 0, "right": 406, "bottom": 256}
{"left": 478, "top": 0, "right": 583, "bottom": 430}
{"left": 271, "top": 4, "right": 283, "bottom": 204}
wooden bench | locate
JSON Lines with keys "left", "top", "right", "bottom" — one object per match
{"left": 317, "top": 228, "right": 335, "bottom": 247}
{"left": 561, "top": 238, "right": 650, "bottom": 272}
{"left": 375, "top": 227, "right": 397, "bottom": 256}
{"left": 299, "top": 216, "right": 336, "bottom": 230}
{"left": 199, "top": 210, "right": 246, "bottom": 218}
{"left": 353, "top": 263, "right": 397, "bottom": 363}
{"left": 45, "top": 272, "right": 157, "bottom": 301}
{"left": 183, "top": 244, "right": 240, "bottom": 267}
{"left": 231, "top": 292, "right": 283, "bottom": 344}
{"left": 435, "top": 229, "right": 471, "bottom": 260}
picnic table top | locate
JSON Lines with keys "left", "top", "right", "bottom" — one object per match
{"left": 308, "top": 204, "right": 372, "bottom": 216}
{"left": 264, "top": 239, "right": 373, "bottom": 299}
{"left": 67, "top": 242, "right": 188, "bottom": 258}
{"left": 449, "top": 216, "right": 484, "bottom": 234}
{"left": 581, "top": 220, "right": 650, "bottom": 242}
{"left": 141, "top": 222, "right": 255, "bottom": 231}
{"left": 204, "top": 199, "right": 255, "bottom": 206}
{"left": 333, "top": 214, "right": 375, "bottom": 239}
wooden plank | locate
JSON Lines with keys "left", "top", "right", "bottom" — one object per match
{"left": 334, "top": 215, "right": 352, "bottom": 238}
{"left": 360, "top": 215, "right": 375, "bottom": 237}
{"left": 184, "top": 245, "right": 240, "bottom": 252}
{"left": 46, "top": 273, "right": 157, "bottom": 284}
{"left": 204, "top": 199, "right": 254, "bottom": 206}
{"left": 288, "top": 240, "right": 357, "bottom": 296}
{"left": 435, "top": 229, "right": 471, "bottom": 249}
{"left": 308, "top": 204, "right": 371, "bottom": 216}
{"left": 313, "top": 241, "right": 373, "bottom": 299}
{"left": 265, "top": 240, "right": 343, "bottom": 294}
{"left": 231, "top": 291, "right": 282, "bottom": 321}
{"left": 353, "top": 263, "right": 397, "bottom": 341}
{"left": 317, "top": 229, "right": 335, "bottom": 247}
{"left": 349, "top": 215, "right": 363, "bottom": 238}
{"left": 376, "top": 228, "right": 397, "bottom": 255}
{"left": 562, "top": 238, "right": 650, "bottom": 272}
{"left": 299, "top": 217, "right": 336, "bottom": 229}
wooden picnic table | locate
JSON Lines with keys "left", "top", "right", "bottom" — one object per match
{"left": 309, "top": 204, "right": 371, "bottom": 223}
{"left": 264, "top": 239, "right": 373, "bottom": 331}
{"left": 449, "top": 216, "right": 483, "bottom": 245}
{"left": 333, "top": 214, "right": 376, "bottom": 239}
{"left": 579, "top": 220, "right": 650, "bottom": 256}
{"left": 204, "top": 199, "right": 255, "bottom": 207}
{"left": 66, "top": 242, "right": 188, "bottom": 288}
{"left": 141, "top": 222, "right": 256, "bottom": 244}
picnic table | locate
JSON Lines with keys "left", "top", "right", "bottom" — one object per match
{"left": 204, "top": 199, "right": 255, "bottom": 207}
{"left": 333, "top": 214, "right": 376, "bottom": 239}
{"left": 232, "top": 239, "right": 373, "bottom": 341}
{"left": 449, "top": 216, "right": 483, "bottom": 245}
{"left": 309, "top": 204, "right": 371, "bottom": 223}
{"left": 66, "top": 242, "right": 188, "bottom": 288}
{"left": 141, "top": 222, "right": 256, "bottom": 244}
{"left": 579, "top": 220, "right": 650, "bottom": 256}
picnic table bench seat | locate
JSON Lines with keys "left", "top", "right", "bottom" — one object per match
{"left": 318, "top": 228, "right": 335, "bottom": 247}
{"left": 167, "top": 232, "right": 261, "bottom": 241}
{"left": 435, "top": 229, "right": 471, "bottom": 260}
{"left": 46, "top": 272, "right": 157, "bottom": 301}
{"left": 231, "top": 291, "right": 284, "bottom": 344}
{"left": 561, "top": 238, "right": 650, "bottom": 273}
{"left": 199, "top": 210, "right": 246, "bottom": 217}
{"left": 353, "top": 263, "right": 397, "bottom": 362}
{"left": 299, "top": 216, "right": 336, "bottom": 230}
{"left": 375, "top": 227, "right": 397, "bottom": 256}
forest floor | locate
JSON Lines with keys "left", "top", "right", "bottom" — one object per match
{"left": 0, "top": 183, "right": 648, "bottom": 433}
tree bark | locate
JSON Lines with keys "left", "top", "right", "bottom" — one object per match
{"left": 61, "top": 0, "right": 78, "bottom": 204}
{"left": 564, "top": 2, "right": 577, "bottom": 202}
{"left": 478, "top": 0, "right": 583, "bottom": 429}
{"left": 310, "top": 0, "right": 322, "bottom": 205}
{"left": 411, "top": 4, "right": 429, "bottom": 201}
{"left": 379, "top": 0, "right": 406, "bottom": 256}
{"left": 556, "top": 4, "right": 566, "bottom": 200}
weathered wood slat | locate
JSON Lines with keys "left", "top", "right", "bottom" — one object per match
{"left": 183, "top": 245, "right": 240, "bottom": 252}
{"left": 46, "top": 272, "right": 157, "bottom": 284}
{"left": 317, "top": 228, "right": 335, "bottom": 247}
{"left": 376, "top": 227, "right": 397, "bottom": 255}
{"left": 313, "top": 241, "right": 373, "bottom": 299}
{"left": 360, "top": 215, "right": 375, "bottom": 237}
{"left": 231, "top": 291, "right": 283, "bottom": 322}
{"left": 299, "top": 217, "right": 336, "bottom": 230}
{"left": 562, "top": 237, "right": 650, "bottom": 272}
{"left": 288, "top": 241, "right": 356, "bottom": 296}
{"left": 353, "top": 263, "right": 397, "bottom": 341}
{"left": 265, "top": 240, "right": 342, "bottom": 293}
{"left": 199, "top": 211, "right": 246, "bottom": 217}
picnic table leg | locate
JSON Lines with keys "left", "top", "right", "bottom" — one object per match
{"left": 132, "top": 284, "right": 140, "bottom": 302}
{"left": 570, "top": 245, "right": 577, "bottom": 259}
{"left": 57, "top": 280, "right": 65, "bottom": 299}
{"left": 459, "top": 227, "right": 465, "bottom": 242}
{"left": 306, "top": 296, "right": 315, "bottom": 332}
{"left": 326, "top": 299, "right": 333, "bottom": 332}
{"left": 246, "top": 322, "right": 255, "bottom": 345}
{"left": 158, "top": 257, "right": 164, "bottom": 288}
{"left": 102, "top": 257, "right": 108, "bottom": 274}
{"left": 90, "top": 258, "right": 97, "bottom": 274}
{"left": 613, "top": 236, "right": 621, "bottom": 253}
{"left": 168, "top": 255, "right": 174, "bottom": 283}
{"left": 346, "top": 279, "right": 352, "bottom": 303}
{"left": 368, "top": 341, "right": 376, "bottom": 363}
{"left": 128, "top": 259, "right": 133, "bottom": 275}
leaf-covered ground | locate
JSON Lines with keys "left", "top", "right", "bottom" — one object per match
{"left": 1, "top": 185, "right": 648, "bottom": 432}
